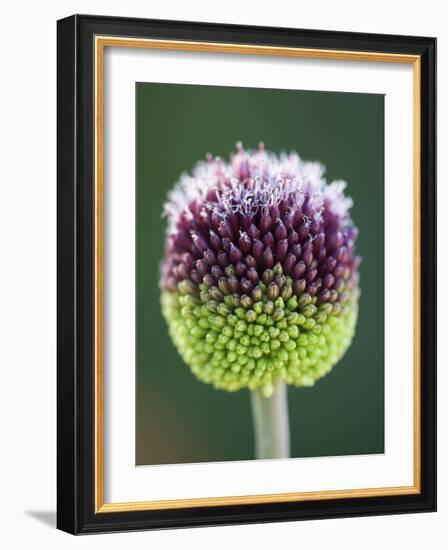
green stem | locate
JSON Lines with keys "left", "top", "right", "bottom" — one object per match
{"left": 250, "top": 381, "right": 290, "bottom": 459}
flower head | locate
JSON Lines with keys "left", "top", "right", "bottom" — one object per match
{"left": 160, "top": 143, "right": 360, "bottom": 397}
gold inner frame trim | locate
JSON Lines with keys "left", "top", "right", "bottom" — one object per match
{"left": 94, "top": 35, "right": 422, "bottom": 513}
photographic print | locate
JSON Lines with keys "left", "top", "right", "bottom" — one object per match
{"left": 57, "top": 16, "right": 435, "bottom": 533}
{"left": 136, "top": 83, "right": 384, "bottom": 466}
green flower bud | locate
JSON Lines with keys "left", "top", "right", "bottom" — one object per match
{"left": 160, "top": 146, "right": 360, "bottom": 394}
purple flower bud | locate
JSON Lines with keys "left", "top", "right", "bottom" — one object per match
{"left": 275, "top": 221, "right": 287, "bottom": 241}
{"left": 333, "top": 263, "right": 345, "bottom": 278}
{"left": 247, "top": 224, "right": 261, "bottom": 240}
{"left": 245, "top": 255, "right": 257, "bottom": 268}
{"left": 260, "top": 213, "right": 272, "bottom": 234}
{"left": 302, "top": 240, "right": 313, "bottom": 254}
{"left": 262, "top": 231, "right": 275, "bottom": 249}
{"left": 209, "top": 230, "right": 222, "bottom": 251}
{"left": 328, "top": 231, "right": 344, "bottom": 251}
{"left": 229, "top": 243, "right": 243, "bottom": 264}
{"left": 306, "top": 267, "right": 318, "bottom": 283}
{"left": 173, "top": 233, "right": 192, "bottom": 252}
{"left": 269, "top": 205, "right": 280, "bottom": 221}
{"left": 252, "top": 239, "right": 264, "bottom": 263}
{"left": 263, "top": 247, "right": 274, "bottom": 268}
{"left": 175, "top": 263, "right": 190, "bottom": 280}
{"left": 284, "top": 253, "right": 296, "bottom": 274}
{"left": 306, "top": 282, "right": 318, "bottom": 296}
{"left": 181, "top": 252, "right": 194, "bottom": 268}
{"left": 316, "top": 247, "right": 326, "bottom": 262}
{"left": 324, "top": 273, "right": 335, "bottom": 288}
{"left": 247, "top": 266, "right": 259, "bottom": 283}
{"left": 217, "top": 251, "right": 229, "bottom": 268}
{"left": 275, "top": 239, "right": 288, "bottom": 262}
{"left": 303, "top": 250, "right": 313, "bottom": 267}
{"left": 221, "top": 237, "right": 231, "bottom": 252}
{"left": 288, "top": 229, "right": 299, "bottom": 245}
{"left": 238, "top": 232, "right": 252, "bottom": 255}
{"left": 314, "top": 233, "right": 325, "bottom": 249}
{"left": 203, "top": 274, "right": 214, "bottom": 287}
{"left": 211, "top": 265, "right": 223, "bottom": 280}
{"left": 196, "top": 259, "right": 209, "bottom": 277}
{"left": 335, "top": 246, "right": 347, "bottom": 262}
{"left": 283, "top": 211, "right": 294, "bottom": 228}
{"left": 161, "top": 144, "right": 360, "bottom": 333}
{"left": 319, "top": 288, "right": 331, "bottom": 302}
{"left": 290, "top": 243, "right": 302, "bottom": 258}
{"left": 293, "top": 261, "right": 306, "bottom": 279}
{"left": 298, "top": 223, "right": 309, "bottom": 242}
{"left": 203, "top": 249, "right": 217, "bottom": 266}
{"left": 218, "top": 220, "right": 233, "bottom": 239}
{"left": 325, "top": 256, "right": 337, "bottom": 273}
{"left": 240, "top": 278, "right": 253, "bottom": 294}
{"left": 235, "top": 261, "right": 247, "bottom": 277}
{"left": 190, "top": 231, "right": 208, "bottom": 253}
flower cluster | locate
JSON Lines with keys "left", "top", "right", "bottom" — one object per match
{"left": 160, "top": 143, "right": 360, "bottom": 397}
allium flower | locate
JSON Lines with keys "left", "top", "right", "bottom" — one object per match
{"left": 161, "top": 143, "right": 360, "bottom": 398}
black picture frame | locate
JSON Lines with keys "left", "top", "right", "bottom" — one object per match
{"left": 57, "top": 14, "right": 436, "bottom": 534}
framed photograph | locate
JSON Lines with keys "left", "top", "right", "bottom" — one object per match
{"left": 57, "top": 14, "right": 436, "bottom": 534}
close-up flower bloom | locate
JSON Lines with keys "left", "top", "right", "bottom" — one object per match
{"left": 161, "top": 143, "right": 360, "bottom": 398}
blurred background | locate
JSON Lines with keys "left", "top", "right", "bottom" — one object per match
{"left": 136, "top": 83, "right": 384, "bottom": 466}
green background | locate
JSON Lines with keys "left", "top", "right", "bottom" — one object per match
{"left": 136, "top": 83, "right": 384, "bottom": 465}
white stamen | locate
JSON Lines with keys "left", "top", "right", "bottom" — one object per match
{"left": 163, "top": 146, "right": 352, "bottom": 234}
